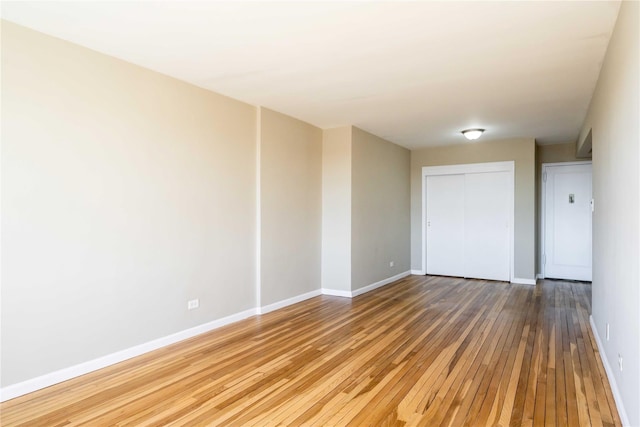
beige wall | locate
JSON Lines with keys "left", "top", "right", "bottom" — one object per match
{"left": 535, "top": 142, "right": 589, "bottom": 274}
{"left": 1, "top": 22, "right": 257, "bottom": 386}
{"left": 321, "top": 126, "right": 411, "bottom": 293}
{"left": 0, "top": 22, "right": 411, "bottom": 391}
{"left": 351, "top": 127, "right": 411, "bottom": 290}
{"left": 321, "top": 127, "right": 352, "bottom": 292}
{"left": 259, "top": 108, "right": 322, "bottom": 305}
{"left": 536, "top": 141, "right": 582, "bottom": 164}
{"left": 411, "top": 138, "right": 536, "bottom": 280}
{"left": 577, "top": 2, "right": 639, "bottom": 424}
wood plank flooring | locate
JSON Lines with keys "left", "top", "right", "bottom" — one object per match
{"left": 0, "top": 276, "right": 621, "bottom": 426}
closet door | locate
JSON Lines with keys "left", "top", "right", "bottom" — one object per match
{"left": 464, "top": 172, "right": 510, "bottom": 281}
{"left": 426, "top": 174, "right": 465, "bottom": 277}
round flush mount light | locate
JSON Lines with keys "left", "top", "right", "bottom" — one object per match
{"left": 461, "top": 128, "right": 485, "bottom": 141}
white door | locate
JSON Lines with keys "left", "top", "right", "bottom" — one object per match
{"left": 426, "top": 171, "right": 510, "bottom": 281}
{"left": 544, "top": 163, "right": 592, "bottom": 281}
{"left": 464, "top": 172, "right": 510, "bottom": 281}
{"left": 426, "top": 174, "right": 465, "bottom": 277}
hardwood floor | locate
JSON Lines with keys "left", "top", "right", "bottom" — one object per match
{"left": 1, "top": 276, "right": 621, "bottom": 426}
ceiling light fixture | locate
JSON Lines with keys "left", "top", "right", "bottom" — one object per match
{"left": 461, "top": 128, "right": 485, "bottom": 141}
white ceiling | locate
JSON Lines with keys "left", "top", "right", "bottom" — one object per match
{"left": 1, "top": 1, "right": 621, "bottom": 149}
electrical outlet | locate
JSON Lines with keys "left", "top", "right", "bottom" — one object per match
{"left": 389, "top": 261, "right": 394, "bottom": 267}
{"left": 606, "top": 323, "right": 610, "bottom": 341}
{"left": 618, "top": 354, "right": 623, "bottom": 372}
{"left": 187, "top": 299, "right": 199, "bottom": 310}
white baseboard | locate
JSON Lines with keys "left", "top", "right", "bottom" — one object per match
{"left": 323, "top": 271, "right": 412, "bottom": 298}
{"left": 589, "top": 315, "right": 630, "bottom": 426}
{"left": 351, "top": 271, "right": 411, "bottom": 297}
{"left": 511, "top": 277, "right": 537, "bottom": 285}
{"left": 258, "top": 289, "right": 322, "bottom": 315}
{"left": 321, "top": 288, "right": 352, "bottom": 298}
{"left": 0, "top": 307, "right": 258, "bottom": 402}
{"left": 410, "top": 269, "right": 425, "bottom": 275}
{"left": 0, "top": 273, "right": 411, "bottom": 403}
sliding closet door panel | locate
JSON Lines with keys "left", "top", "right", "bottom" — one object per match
{"left": 464, "top": 172, "right": 510, "bottom": 281}
{"left": 426, "top": 174, "right": 465, "bottom": 277}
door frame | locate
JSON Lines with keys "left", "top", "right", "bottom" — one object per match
{"left": 540, "top": 161, "right": 593, "bottom": 279}
{"left": 421, "top": 161, "right": 515, "bottom": 282}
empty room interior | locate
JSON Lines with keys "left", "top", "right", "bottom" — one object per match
{"left": 1, "top": 1, "right": 639, "bottom": 426}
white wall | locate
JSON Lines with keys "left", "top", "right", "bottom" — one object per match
{"left": 259, "top": 108, "right": 322, "bottom": 306}
{"left": 578, "top": 2, "right": 639, "bottom": 424}
{"left": 321, "top": 127, "right": 352, "bottom": 292}
{"left": 1, "top": 21, "right": 257, "bottom": 386}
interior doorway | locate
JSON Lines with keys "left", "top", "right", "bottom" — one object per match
{"left": 541, "top": 162, "right": 593, "bottom": 281}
